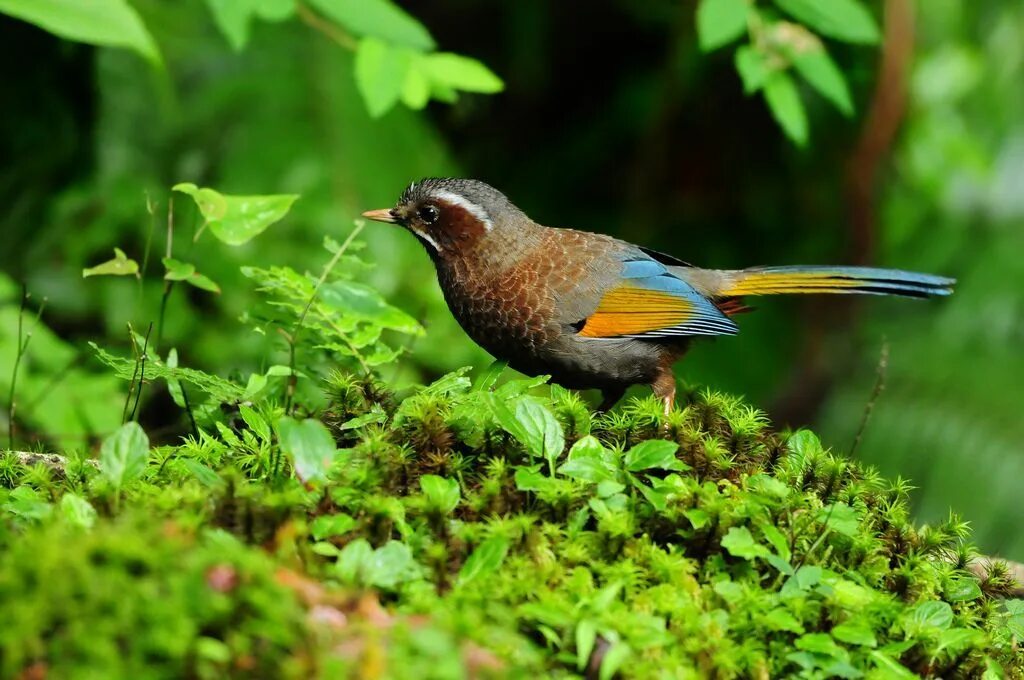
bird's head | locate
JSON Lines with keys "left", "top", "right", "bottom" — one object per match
{"left": 362, "top": 178, "right": 528, "bottom": 258}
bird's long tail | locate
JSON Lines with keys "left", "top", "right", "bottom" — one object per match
{"left": 719, "top": 265, "right": 955, "bottom": 299}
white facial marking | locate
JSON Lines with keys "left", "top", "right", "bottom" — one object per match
{"left": 410, "top": 227, "right": 442, "bottom": 253}
{"left": 432, "top": 190, "right": 493, "bottom": 231}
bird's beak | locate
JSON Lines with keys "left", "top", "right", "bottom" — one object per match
{"left": 361, "top": 208, "right": 398, "bottom": 224}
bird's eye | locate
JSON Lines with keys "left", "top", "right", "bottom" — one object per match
{"left": 418, "top": 205, "right": 439, "bottom": 224}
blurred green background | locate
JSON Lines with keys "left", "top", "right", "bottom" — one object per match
{"left": 1, "top": 0, "right": 1022, "bottom": 558}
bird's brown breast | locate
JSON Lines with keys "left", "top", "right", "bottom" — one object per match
{"left": 434, "top": 228, "right": 616, "bottom": 371}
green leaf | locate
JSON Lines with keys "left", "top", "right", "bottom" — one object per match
{"left": 276, "top": 417, "right": 338, "bottom": 483}
{"left": 365, "top": 541, "right": 424, "bottom": 589}
{"left": 3, "top": 487, "right": 52, "bottom": 522}
{"left": 180, "top": 459, "right": 222, "bottom": 489}
{"left": 696, "top": 0, "right": 750, "bottom": 52}
{"left": 335, "top": 538, "right": 373, "bottom": 583}
{"left": 909, "top": 601, "right": 953, "bottom": 631}
{"left": 832, "top": 620, "right": 877, "bottom": 647}
{"left": 818, "top": 502, "right": 860, "bottom": 537}
{"left": 305, "top": 0, "right": 435, "bottom": 50}
{"left": 354, "top": 37, "right": 412, "bottom": 117}
{"left": 100, "top": 421, "right": 150, "bottom": 489}
{"left": 419, "top": 475, "right": 460, "bottom": 514}
{"left": 424, "top": 53, "right": 504, "bottom": 94}
{"left": 721, "top": 526, "right": 770, "bottom": 560}
{"left": 763, "top": 71, "right": 808, "bottom": 146}
{"left": 558, "top": 436, "right": 618, "bottom": 484}
{"left": 944, "top": 576, "right": 983, "bottom": 602}
{"left": 576, "top": 619, "right": 598, "bottom": 672}
{"left": 765, "top": 608, "right": 804, "bottom": 633}
{"left": 82, "top": 247, "right": 138, "bottom": 278}
{"left": 474, "top": 359, "right": 508, "bottom": 392}
{"left": 162, "top": 257, "right": 196, "bottom": 281}
{"left": 60, "top": 493, "right": 97, "bottom": 529}
{"left": 787, "top": 429, "right": 822, "bottom": 456}
{"left": 320, "top": 280, "right": 422, "bottom": 334}
{"left": 772, "top": 0, "right": 880, "bottom": 45}
{"left": 869, "top": 652, "right": 918, "bottom": 679}
{"left": 401, "top": 62, "right": 431, "bottom": 109}
{"left": 310, "top": 513, "right": 357, "bottom": 540}
{"left": 185, "top": 272, "right": 221, "bottom": 294}
{"left": 796, "top": 632, "right": 847, "bottom": 658}
{"left": 684, "top": 508, "right": 710, "bottom": 529}
{"left": 624, "top": 439, "right": 683, "bottom": 472}
{"left": 506, "top": 399, "right": 565, "bottom": 464}
{"left": 790, "top": 41, "right": 853, "bottom": 116}
{"left": 162, "top": 257, "right": 222, "bottom": 294}
{"left": 599, "top": 640, "right": 631, "bottom": 680}
{"left": 1005, "top": 600, "right": 1024, "bottom": 639}
{"left": 458, "top": 535, "right": 511, "bottom": 585}
{"left": 204, "top": 0, "right": 257, "bottom": 50}
{"left": 735, "top": 44, "right": 770, "bottom": 94}
{"left": 172, "top": 183, "right": 298, "bottom": 246}
{"left": 0, "top": 0, "right": 161, "bottom": 64}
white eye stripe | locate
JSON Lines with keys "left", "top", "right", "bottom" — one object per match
{"left": 431, "top": 190, "right": 493, "bottom": 231}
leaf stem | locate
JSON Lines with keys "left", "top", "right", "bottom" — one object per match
{"left": 296, "top": 2, "right": 358, "bottom": 51}
{"left": 285, "top": 222, "right": 365, "bottom": 413}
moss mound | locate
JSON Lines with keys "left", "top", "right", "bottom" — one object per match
{"left": 1, "top": 375, "right": 1022, "bottom": 679}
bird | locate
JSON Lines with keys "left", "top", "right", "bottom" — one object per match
{"left": 362, "top": 178, "right": 954, "bottom": 415}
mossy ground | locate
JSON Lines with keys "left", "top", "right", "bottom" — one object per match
{"left": 1, "top": 373, "right": 1022, "bottom": 679}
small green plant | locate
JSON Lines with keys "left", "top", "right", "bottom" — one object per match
{"left": 696, "top": 0, "right": 880, "bottom": 146}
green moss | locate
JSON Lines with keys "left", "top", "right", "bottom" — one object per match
{"left": 1, "top": 380, "right": 1022, "bottom": 679}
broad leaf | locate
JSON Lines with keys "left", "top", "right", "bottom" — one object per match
{"left": 773, "top": 0, "right": 880, "bottom": 45}
{"left": 790, "top": 40, "right": 853, "bottom": 116}
{"left": 458, "top": 535, "right": 511, "bottom": 585}
{"left": 82, "top": 247, "right": 138, "bottom": 278}
{"left": 419, "top": 475, "right": 460, "bottom": 514}
{"left": 721, "top": 526, "right": 770, "bottom": 560}
{"left": 276, "top": 417, "right": 339, "bottom": 483}
{"left": 696, "top": 0, "right": 750, "bottom": 52}
{"left": 909, "top": 601, "right": 954, "bottom": 631}
{"left": 763, "top": 71, "right": 808, "bottom": 146}
{"left": 944, "top": 576, "right": 982, "bottom": 602}
{"left": 735, "top": 44, "right": 770, "bottom": 94}
{"left": 492, "top": 397, "right": 565, "bottom": 465}
{"left": 60, "top": 494, "right": 97, "bottom": 529}
{"left": 0, "top": 0, "right": 161, "bottom": 64}
{"left": 310, "top": 513, "right": 357, "bottom": 540}
{"left": 624, "top": 439, "right": 683, "bottom": 472}
{"left": 100, "top": 421, "right": 150, "bottom": 488}
{"left": 424, "top": 53, "right": 504, "bottom": 93}
{"left": 320, "top": 280, "right": 422, "bottom": 333}
{"left": 173, "top": 183, "right": 298, "bottom": 245}
{"left": 354, "top": 37, "right": 412, "bottom": 117}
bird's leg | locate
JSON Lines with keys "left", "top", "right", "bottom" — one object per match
{"left": 651, "top": 364, "right": 677, "bottom": 418}
{"left": 596, "top": 387, "right": 625, "bottom": 413}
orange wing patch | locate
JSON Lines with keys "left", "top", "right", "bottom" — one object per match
{"left": 579, "top": 286, "right": 693, "bottom": 338}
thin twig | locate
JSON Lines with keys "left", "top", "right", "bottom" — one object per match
{"left": 155, "top": 197, "right": 175, "bottom": 353}
{"left": 851, "top": 339, "right": 889, "bottom": 457}
{"left": 285, "top": 222, "right": 365, "bottom": 413}
{"left": 8, "top": 288, "right": 47, "bottom": 449}
{"left": 296, "top": 2, "right": 358, "bottom": 50}
{"left": 181, "top": 381, "right": 199, "bottom": 439}
{"left": 121, "top": 324, "right": 140, "bottom": 424}
{"left": 129, "top": 323, "right": 155, "bottom": 423}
